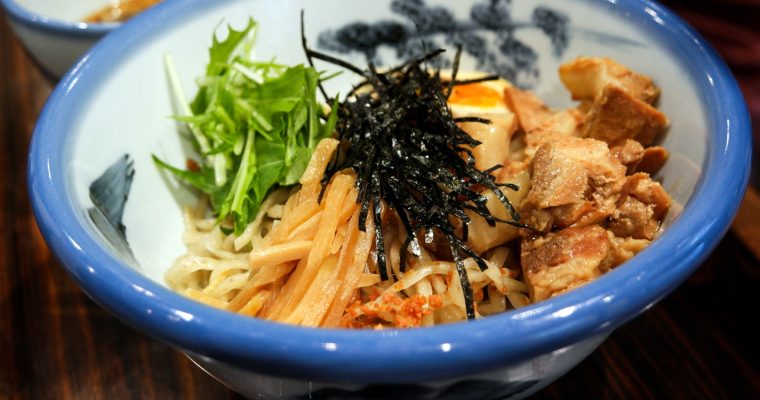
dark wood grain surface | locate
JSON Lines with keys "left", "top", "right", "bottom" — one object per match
{"left": 1, "top": 4, "right": 759, "bottom": 399}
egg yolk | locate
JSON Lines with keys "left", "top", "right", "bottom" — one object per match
{"left": 448, "top": 83, "right": 502, "bottom": 108}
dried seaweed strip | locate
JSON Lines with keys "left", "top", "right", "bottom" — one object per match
{"left": 305, "top": 40, "right": 525, "bottom": 320}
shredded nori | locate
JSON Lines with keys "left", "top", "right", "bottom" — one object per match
{"left": 302, "top": 19, "right": 525, "bottom": 320}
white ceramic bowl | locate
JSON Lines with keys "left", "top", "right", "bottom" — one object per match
{"left": 28, "top": 0, "right": 751, "bottom": 398}
{"left": 1, "top": 0, "right": 120, "bottom": 78}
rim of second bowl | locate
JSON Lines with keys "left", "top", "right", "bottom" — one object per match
{"left": 1, "top": 0, "right": 117, "bottom": 37}
{"left": 27, "top": 0, "right": 752, "bottom": 383}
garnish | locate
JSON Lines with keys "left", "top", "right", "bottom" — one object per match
{"left": 156, "top": 18, "right": 337, "bottom": 234}
{"left": 304, "top": 38, "right": 526, "bottom": 320}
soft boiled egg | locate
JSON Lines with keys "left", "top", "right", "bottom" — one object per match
{"left": 444, "top": 73, "right": 527, "bottom": 254}
{"left": 445, "top": 72, "right": 518, "bottom": 173}
{"left": 447, "top": 72, "right": 513, "bottom": 115}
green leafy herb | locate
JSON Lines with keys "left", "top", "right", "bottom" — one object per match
{"left": 157, "top": 18, "right": 335, "bottom": 234}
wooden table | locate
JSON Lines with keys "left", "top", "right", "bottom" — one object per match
{"left": 1, "top": 7, "right": 758, "bottom": 400}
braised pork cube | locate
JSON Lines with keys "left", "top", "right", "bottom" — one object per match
{"left": 521, "top": 136, "right": 626, "bottom": 232}
{"left": 636, "top": 146, "right": 669, "bottom": 174}
{"left": 609, "top": 234, "right": 651, "bottom": 266}
{"left": 559, "top": 57, "right": 660, "bottom": 104}
{"left": 523, "top": 109, "right": 585, "bottom": 158}
{"left": 583, "top": 85, "right": 669, "bottom": 146}
{"left": 503, "top": 85, "right": 584, "bottom": 158}
{"left": 503, "top": 85, "right": 553, "bottom": 132}
{"left": 608, "top": 173, "right": 672, "bottom": 240}
{"left": 521, "top": 225, "right": 613, "bottom": 301}
{"left": 610, "top": 139, "right": 645, "bottom": 173}
{"left": 610, "top": 139, "right": 670, "bottom": 174}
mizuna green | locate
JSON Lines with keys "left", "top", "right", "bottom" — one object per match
{"left": 155, "top": 18, "right": 337, "bottom": 234}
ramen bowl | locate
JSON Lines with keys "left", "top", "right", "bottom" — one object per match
{"left": 1, "top": 0, "right": 151, "bottom": 78}
{"left": 28, "top": 0, "right": 751, "bottom": 398}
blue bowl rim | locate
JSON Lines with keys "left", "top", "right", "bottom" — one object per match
{"left": 28, "top": 0, "right": 752, "bottom": 383}
{"left": 1, "top": 0, "right": 117, "bottom": 37}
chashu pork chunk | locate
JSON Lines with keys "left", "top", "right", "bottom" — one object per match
{"left": 521, "top": 225, "right": 613, "bottom": 301}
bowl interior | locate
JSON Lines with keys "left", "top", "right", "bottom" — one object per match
{"left": 65, "top": 0, "right": 706, "bottom": 284}
{"left": 10, "top": 0, "right": 114, "bottom": 24}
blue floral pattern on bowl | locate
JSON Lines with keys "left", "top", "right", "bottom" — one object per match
{"left": 317, "top": 0, "right": 640, "bottom": 88}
